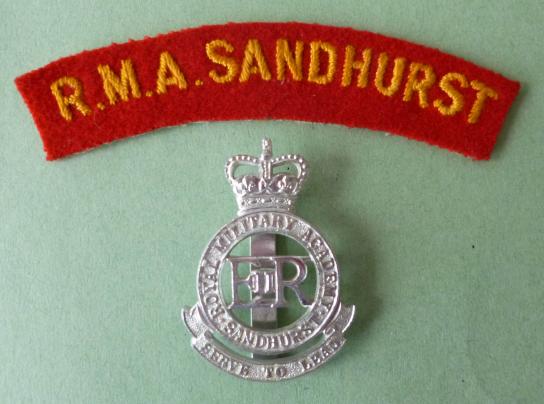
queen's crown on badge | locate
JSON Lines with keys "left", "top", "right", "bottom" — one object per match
{"left": 182, "top": 138, "right": 354, "bottom": 381}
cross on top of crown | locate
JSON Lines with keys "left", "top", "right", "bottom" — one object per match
{"left": 225, "top": 139, "right": 308, "bottom": 214}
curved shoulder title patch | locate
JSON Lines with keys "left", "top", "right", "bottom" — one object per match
{"left": 15, "top": 22, "right": 520, "bottom": 160}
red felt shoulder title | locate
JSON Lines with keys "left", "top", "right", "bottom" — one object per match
{"left": 15, "top": 22, "right": 520, "bottom": 160}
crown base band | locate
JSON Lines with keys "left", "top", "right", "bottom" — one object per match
{"left": 237, "top": 196, "right": 295, "bottom": 215}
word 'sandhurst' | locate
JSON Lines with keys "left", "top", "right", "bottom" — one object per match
{"left": 15, "top": 22, "right": 520, "bottom": 160}
{"left": 52, "top": 38, "right": 497, "bottom": 125}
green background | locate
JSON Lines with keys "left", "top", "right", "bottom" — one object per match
{"left": 1, "top": 0, "right": 542, "bottom": 402}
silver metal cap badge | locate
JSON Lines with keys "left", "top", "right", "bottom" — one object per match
{"left": 182, "top": 139, "right": 355, "bottom": 381}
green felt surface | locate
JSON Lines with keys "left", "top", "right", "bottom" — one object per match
{"left": 1, "top": 0, "right": 543, "bottom": 403}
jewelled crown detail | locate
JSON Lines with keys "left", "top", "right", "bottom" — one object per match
{"left": 225, "top": 139, "right": 308, "bottom": 214}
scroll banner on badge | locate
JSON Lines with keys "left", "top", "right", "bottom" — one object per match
{"left": 182, "top": 303, "right": 355, "bottom": 380}
{"left": 15, "top": 22, "right": 520, "bottom": 161}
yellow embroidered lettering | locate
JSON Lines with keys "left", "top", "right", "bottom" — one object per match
{"left": 433, "top": 72, "right": 469, "bottom": 116}
{"left": 341, "top": 46, "right": 372, "bottom": 88}
{"left": 374, "top": 53, "right": 406, "bottom": 97}
{"left": 468, "top": 80, "right": 499, "bottom": 124}
{"left": 402, "top": 62, "right": 436, "bottom": 108}
{"left": 205, "top": 39, "right": 239, "bottom": 84}
{"left": 50, "top": 76, "right": 92, "bottom": 121}
{"left": 275, "top": 39, "right": 304, "bottom": 81}
{"left": 308, "top": 41, "right": 337, "bottom": 85}
{"left": 97, "top": 59, "right": 141, "bottom": 105}
{"left": 156, "top": 51, "right": 187, "bottom": 94}
{"left": 239, "top": 39, "right": 272, "bottom": 82}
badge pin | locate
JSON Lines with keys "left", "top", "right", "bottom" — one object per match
{"left": 182, "top": 138, "right": 355, "bottom": 381}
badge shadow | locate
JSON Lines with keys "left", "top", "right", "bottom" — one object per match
{"left": 296, "top": 149, "right": 381, "bottom": 343}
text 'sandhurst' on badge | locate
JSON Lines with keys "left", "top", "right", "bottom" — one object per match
{"left": 182, "top": 138, "right": 355, "bottom": 381}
